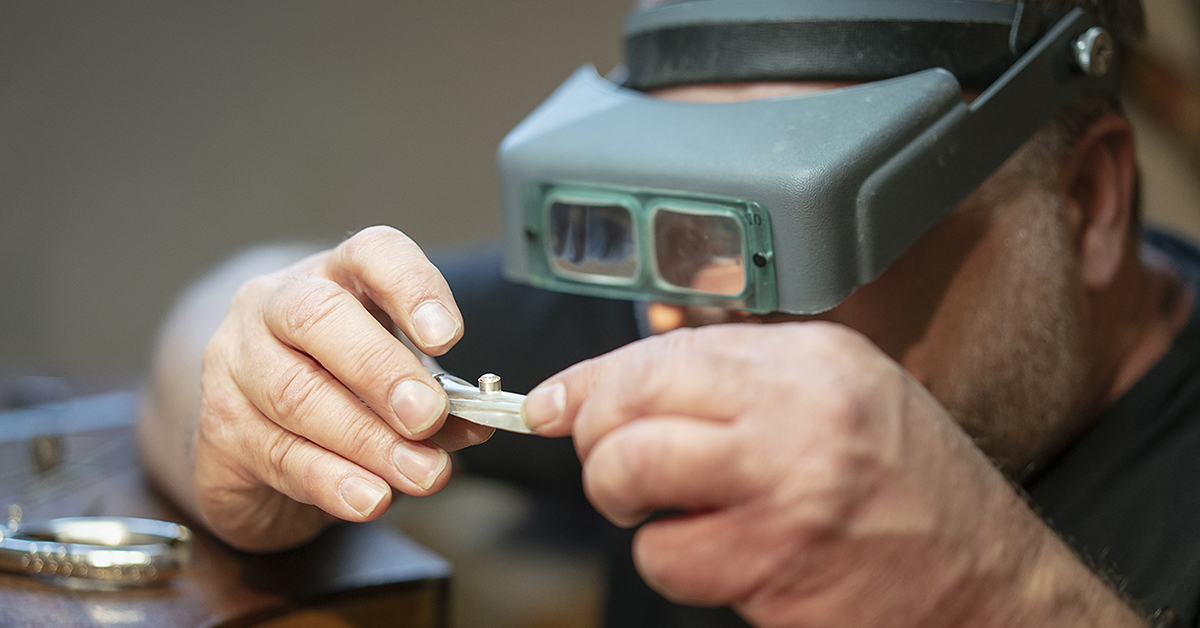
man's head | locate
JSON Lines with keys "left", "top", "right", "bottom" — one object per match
{"left": 502, "top": 0, "right": 1163, "bottom": 470}
{"left": 641, "top": 0, "right": 1150, "bottom": 471}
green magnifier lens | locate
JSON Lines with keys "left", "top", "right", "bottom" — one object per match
{"left": 651, "top": 206, "right": 746, "bottom": 297}
{"left": 547, "top": 199, "right": 639, "bottom": 283}
{"left": 531, "top": 185, "right": 777, "bottom": 313}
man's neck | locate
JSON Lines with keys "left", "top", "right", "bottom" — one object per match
{"left": 1089, "top": 240, "right": 1193, "bottom": 417}
{"left": 1016, "top": 239, "right": 1192, "bottom": 480}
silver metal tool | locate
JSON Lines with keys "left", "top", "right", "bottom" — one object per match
{"left": 432, "top": 372, "right": 533, "bottom": 435}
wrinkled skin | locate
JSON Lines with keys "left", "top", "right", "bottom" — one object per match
{"left": 520, "top": 324, "right": 1143, "bottom": 627}
{"left": 193, "top": 226, "right": 492, "bottom": 550}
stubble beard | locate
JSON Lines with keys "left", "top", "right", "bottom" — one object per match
{"left": 930, "top": 190, "right": 1092, "bottom": 474}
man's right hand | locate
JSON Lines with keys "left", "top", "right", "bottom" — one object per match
{"left": 193, "top": 226, "right": 493, "bottom": 551}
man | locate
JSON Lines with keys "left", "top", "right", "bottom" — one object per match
{"left": 138, "top": 0, "right": 1200, "bottom": 626}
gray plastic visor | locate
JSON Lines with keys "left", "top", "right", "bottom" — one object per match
{"left": 499, "top": 9, "right": 1115, "bottom": 314}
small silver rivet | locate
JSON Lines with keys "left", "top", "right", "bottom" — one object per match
{"left": 478, "top": 373, "right": 501, "bottom": 394}
{"left": 1074, "top": 26, "right": 1114, "bottom": 77}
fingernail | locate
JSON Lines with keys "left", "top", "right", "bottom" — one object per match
{"left": 413, "top": 301, "right": 459, "bottom": 347}
{"left": 391, "top": 380, "right": 445, "bottom": 434}
{"left": 341, "top": 476, "right": 387, "bottom": 517}
{"left": 522, "top": 382, "right": 565, "bottom": 430}
{"left": 393, "top": 441, "right": 449, "bottom": 491}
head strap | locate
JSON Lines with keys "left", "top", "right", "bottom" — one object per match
{"left": 623, "top": 0, "right": 1062, "bottom": 90}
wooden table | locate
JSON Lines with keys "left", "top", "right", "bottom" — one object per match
{"left": 0, "top": 390, "right": 450, "bottom": 628}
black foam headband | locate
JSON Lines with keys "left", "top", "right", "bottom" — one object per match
{"left": 623, "top": 0, "right": 1060, "bottom": 90}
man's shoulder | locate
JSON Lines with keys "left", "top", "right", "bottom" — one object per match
{"left": 1144, "top": 228, "right": 1200, "bottom": 284}
{"left": 1026, "top": 226, "right": 1200, "bottom": 622}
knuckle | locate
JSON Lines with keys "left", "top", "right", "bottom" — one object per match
{"left": 339, "top": 337, "right": 400, "bottom": 393}
{"left": 654, "top": 326, "right": 701, "bottom": 354}
{"left": 283, "top": 280, "right": 352, "bottom": 339}
{"left": 268, "top": 359, "right": 329, "bottom": 423}
{"left": 616, "top": 330, "right": 697, "bottom": 387}
{"left": 331, "top": 417, "right": 381, "bottom": 464}
{"left": 613, "top": 354, "right": 661, "bottom": 406}
{"left": 816, "top": 323, "right": 881, "bottom": 367}
{"left": 334, "top": 226, "right": 449, "bottom": 313}
{"left": 264, "top": 429, "right": 305, "bottom": 479}
{"left": 388, "top": 272, "right": 442, "bottom": 304}
{"left": 377, "top": 265, "right": 443, "bottom": 308}
{"left": 793, "top": 433, "right": 880, "bottom": 535}
{"left": 339, "top": 226, "right": 411, "bottom": 270}
{"left": 811, "top": 464, "right": 867, "bottom": 533}
{"left": 807, "top": 382, "right": 877, "bottom": 465}
{"left": 820, "top": 378, "right": 861, "bottom": 423}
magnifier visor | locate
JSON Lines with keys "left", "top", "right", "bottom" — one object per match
{"left": 499, "top": 7, "right": 1117, "bottom": 314}
{"left": 535, "top": 187, "right": 776, "bottom": 310}
{"left": 652, "top": 205, "right": 746, "bottom": 296}
{"left": 547, "top": 198, "right": 639, "bottom": 282}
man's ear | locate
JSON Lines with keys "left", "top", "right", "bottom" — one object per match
{"left": 1060, "top": 112, "right": 1138, "bottom": 289}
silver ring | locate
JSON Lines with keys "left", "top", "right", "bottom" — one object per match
{"left": 0, "top": 516, "right": 192, "bottom": 585}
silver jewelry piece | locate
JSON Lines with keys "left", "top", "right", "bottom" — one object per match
{"left": 0, "top": 513, "right": 192, "bottom": 585}
{"left": 477, "top": 373, "right": 502, "bottom": 394}
{"left": 433, "top": 372, "right": 532, "bottom": 434}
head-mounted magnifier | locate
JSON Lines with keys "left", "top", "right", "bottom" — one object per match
{"left": 498, "top": 0, "right": 1118, "bottom": 314}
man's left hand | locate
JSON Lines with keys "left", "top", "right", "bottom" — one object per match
{"left": 523, "top": 323, "right": 1144, "bottom": 627}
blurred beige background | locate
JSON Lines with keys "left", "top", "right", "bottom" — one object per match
{"left": 0, "top": 0, "right": 626, "bottom": 369}
{"left": 0, "top": 0, "right": 1197, "bottom": 373}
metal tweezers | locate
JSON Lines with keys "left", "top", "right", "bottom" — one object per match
{"left": 432, "top": 372, "right": 533, "bottom": 435}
